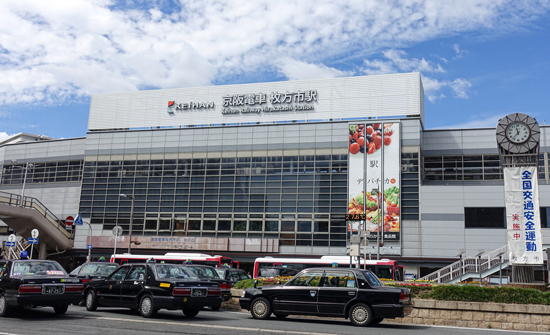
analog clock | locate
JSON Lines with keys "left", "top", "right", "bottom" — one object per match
{"left": 496, "top": 113, "right": 540, "bottom": 154}
{"left": 506, "top": 122, "right": 531, "bottom": 144}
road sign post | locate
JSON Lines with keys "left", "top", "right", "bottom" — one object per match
{"left": 7, "top": 234, "right": 16, "bottom": 259}
{"left": 112, "top": 226, "right": 123, "bottom": 261}
{"left": 65, "top": 216, "right": 74, "bottom": 226}
{"left": 28, "top": 236, "right": 39, "bottom": 259}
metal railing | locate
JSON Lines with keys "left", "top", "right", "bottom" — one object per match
{"left": 419, "top": 245, "right": 509, "bottom": 283}
{"left": 0, "top": 191, "right": 73, "bottom": 239}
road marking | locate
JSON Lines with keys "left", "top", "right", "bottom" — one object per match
{"left": 87, "top": 316, "right": 340, "bottom": 335}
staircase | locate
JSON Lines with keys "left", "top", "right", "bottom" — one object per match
{"left": 419, "top": 245, "right": 510, "bottom": 284}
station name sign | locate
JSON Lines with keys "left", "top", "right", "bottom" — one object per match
{"left": 167, "top": 89, "right": 318, "bottom": 116}
{"left": 221, "top": 90, "right": 317, "bottom": 115}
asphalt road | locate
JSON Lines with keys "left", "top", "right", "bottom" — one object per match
{"left": 0, "top": 306, "right": 545, "bottom": 335}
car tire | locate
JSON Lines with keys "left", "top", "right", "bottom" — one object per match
{"left": 210, "top": 304, "right": 221, "bottom": 311}
{"left": 54, "top": 304, "right": 69, "bottom": 314}
{"left": 85, "top": 290, "right": 98, "bottom": 311}
{"left": 0, "top": 293, "right": 10, "bottom": 317}
{"left": 250, "top": 297, "right": 272, "bottom": 320}
{"left": 183, "top": 309, "right": 200, "bottom": 317}
{"left": 372, "top": 317, "right": 384, "bottom": 325}
{"left": 139, "top": 295, "right": 157, "bottom": 318}
{"left": 274, "top": 313, "right": 288, "bottom": 319}
{"left": 349, "top": 303, "right": 374, "bottom": 327}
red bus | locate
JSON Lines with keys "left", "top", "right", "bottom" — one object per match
{"left": 253, "top": 256, "right": 404, "bottom": 281}
{"left": 110, "top": 252, "right": 239, "bottom": 268}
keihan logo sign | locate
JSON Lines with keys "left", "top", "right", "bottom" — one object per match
{"left": 167, "top": 100, "right": 215, "bottom": 114}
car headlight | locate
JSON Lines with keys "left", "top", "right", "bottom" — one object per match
{"left": 241, "top": 291, "right": 246, "bottom": 298}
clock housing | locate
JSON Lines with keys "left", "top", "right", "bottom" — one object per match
{"left": 496, "top": 113, "right": 539, "bottom": 154}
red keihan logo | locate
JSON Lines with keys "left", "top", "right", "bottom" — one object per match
{"left": 168, "top": 101, "right": 175, "bottom": 107}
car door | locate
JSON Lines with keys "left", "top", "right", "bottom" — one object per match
{"left": 120, "top": 265, "right": 147, "bottom": 307}
{"left": 96, "top": 266, "right": 129, "bottom": 306}
{"left": 317, "top": 270, "right": 358, "bottom": 315}
{"left": 271, "top": 270, "right": 323, "bottom": 314}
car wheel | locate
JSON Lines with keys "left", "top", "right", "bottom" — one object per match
{"left": 372, "top": 317, "right": 384, "bottom": 325}
{"left": 0, "top": 293, "right": 10, "bottom": 317}
{"left": 210, "top": 304, "right": 221, "bottom": 311}
{"left": 85, "top": 290, "right": 98, "bottom": 311}
{"left": 54, "top": 304, "right": 68, "bottom": 314}
{"left": 250, "top": 297, "right": 272, "bottom": 320}
{"left": 274, "top": 313, "right": 288, "bottom": 319}
{"left": 349, "top": 303, "right": 374, "bottom": 327}
{"left": 183, "top": 309, "right": 200, "bottom": 317}
{"left": 139, "top": 295, "right": 157, "bottom": 318}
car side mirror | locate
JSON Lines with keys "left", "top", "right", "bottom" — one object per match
{"left": 254, "top": 279, "right": 258, "bottom": 288}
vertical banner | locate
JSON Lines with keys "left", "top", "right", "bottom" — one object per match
{"left": 504, "top": 167, "right": 543, "bottom": 265}
{"left": 347, "top": 123, "right": 400, "bottom": 241}
{"left": 348, "top": 124, "right": 366, "bottom": 237}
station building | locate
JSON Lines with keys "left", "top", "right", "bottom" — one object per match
{"left": 0, "top": 72, "right": 549, "bottom": 277}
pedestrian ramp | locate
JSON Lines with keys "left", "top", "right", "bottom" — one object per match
{"left": 0, "top": 191, "right": 73, "bottom": 252}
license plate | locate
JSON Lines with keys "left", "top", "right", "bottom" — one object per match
{"left": 191, "top": 289, "right": 206, "bottom": 297}
{"left": 43, "top": 286, "right": 63, "bottom": 294}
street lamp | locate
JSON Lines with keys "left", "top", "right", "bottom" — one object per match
{"left": 10, "top": 160, "right": 34, "bottom": 206}
{"left": 371, "top": 188, "right": 381, "bottom": 260}
{"left": 119, "top": 194, "right": 135, "bottom": 254}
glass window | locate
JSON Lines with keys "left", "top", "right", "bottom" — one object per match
{"left": 362, "top": 270, "right": 383, "bottom": 287}
{"left": 287, "top": 271, "right": 323, "bottom": 287}
{"left": 323, "top": 271, "right": 356, "bottom": 288}
{"left": 465, "top": 208, "right": 505, "bottom": 228}
{"left": 109, "top": 267, "right": 130, "bottom": 281}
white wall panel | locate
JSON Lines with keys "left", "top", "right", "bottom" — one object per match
{"left": 89, "top": 73, "right": 423, "bottom": 130}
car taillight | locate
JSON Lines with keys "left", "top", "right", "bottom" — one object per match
{"left": 65, "top": 284, "right": 84, "bottom": 292}
{"left": 81, "top": 279, "right": 88, "bottom": 283}
{"left": 173, "top": 287, "right": 191, "bottom": 296}
{"left": 208, "top": 288, "right": 221, "bottom": 296}
{"left": 19, "top": 285, "right": 42, "bottom": 294}
{"left": 220, "top": 283, "right": 231, "bottom": 290}
{"left": 399, "top": 292, "right": 409, "bottom": 304}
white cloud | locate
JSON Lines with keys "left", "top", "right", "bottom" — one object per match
{"left": 0, "top": 131, "right": 13, "bottom": 142}
{"left": 421, "top": 76, "right": 472, "bottom": 102}
{"left": 276, "top": 58, "right": 353, "bottom": 81}
{"left": 452, "top": 43, "right": 467, "bottom": 59}
{"left": 0, "top": 0, "right": 548, "bottom": 106}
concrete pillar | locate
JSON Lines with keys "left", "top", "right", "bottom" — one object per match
{"left": 39, "top": 242, "right": 47, "bottom": 260}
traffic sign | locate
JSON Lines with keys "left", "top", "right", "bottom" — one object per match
{"left": 31, "top": 229, "right": 39, "bottom": 238}
{"left": 75, "top": 215, "right": 83, "bottom": 226}
{"left": 112, "top": 226, "right": 123, "bottom": 236}
{"left": 28, "top": 237, "right": 39, "bottom": 244}
{"left": 65, "top": 216, "right": 74, "bottom": 226}
{"left": 86, "top": 244, "right": 92, "bottom": 250}
{"left": 6, "top": 241, "right": 15, "bottom": 247}
{"left": 8, "top": 234, "right": 16, "bottom": 242}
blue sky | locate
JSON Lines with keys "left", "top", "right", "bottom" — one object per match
{"left": 1, "top": 0, "right": 550, "bottom": 141}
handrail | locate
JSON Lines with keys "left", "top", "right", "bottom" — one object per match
{"left": 419, "top": 244, "right": 509, "bottom": 283}
{"left": 0, "top": 191, "right": 73, "bottom": 239}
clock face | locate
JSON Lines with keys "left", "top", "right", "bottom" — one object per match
{"left": 506, "top": 122, "right": 530, "bottom": 144}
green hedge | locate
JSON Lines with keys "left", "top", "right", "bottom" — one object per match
{"left": 421, "top": 285, "right": 550, "bottom": 305}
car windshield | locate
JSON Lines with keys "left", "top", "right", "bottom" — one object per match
{"left": 215, "top": 268, "right": 226, "bottom": 278}
{"left": 155, "top": 264, "right": 199, "bottom": 280}
{"left": 362, "top": 270, "right": 383, "bottom": 287}
{"left": 81, "top": 264, "right": 119, "bottom": 276}
{"left": 187, "top": 266, "right": 220, "bottom": 279}
{"left": 258, "top": 268, "right": 280, "bottom": 277}
{"left": 11, "top": 261, "right": 67, "bottom": 277}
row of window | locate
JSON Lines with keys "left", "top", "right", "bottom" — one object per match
{"left": 423, "top": 154, "right": 548, "bottom": 181}
{"left": 464, "top": 207, "right": 549, "bottom": 228}
{"left": 1, "top": 160, "right": 83, "bottom": 185}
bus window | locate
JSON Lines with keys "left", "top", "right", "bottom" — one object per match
{"left": 377, "top": 266, "right": 392, "bottom": 280}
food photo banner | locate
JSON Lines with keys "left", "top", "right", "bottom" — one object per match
{"left": 347, "top": 122, "right": 400, "bottom": 241}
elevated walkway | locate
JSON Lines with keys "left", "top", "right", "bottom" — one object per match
{"left": 0, "top": 191, "right": 73, "bottom": 251}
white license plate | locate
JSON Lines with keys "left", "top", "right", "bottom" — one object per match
{"left": 43, "top": 286, "right": 63, "bottom": 294}
{"left": 191, "top": 289, "right": 206, "bottom": 297}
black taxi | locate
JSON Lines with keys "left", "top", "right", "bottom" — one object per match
{"left": 0, "top": 259, "right": 84, "bottom": 316}
{"left": 183, "top": 264, "right": 231, "bottom": 310}
{"left": 239, "top": 267, "right": 412, "bottom": 327}
{"left": 84, "top": 262, "right": 222, "bottom": 318}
